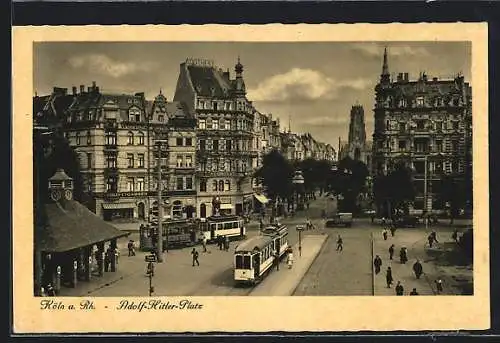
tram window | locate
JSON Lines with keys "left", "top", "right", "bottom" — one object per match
{"left": 235, "top": 255, "right": 244, "bottom": 269}
{"left": 210, "top": 224, "right": 216, "bottom": 231}
{"left": 233, "top": 222, "right": 238, "bottom": 229}
{"left": 224, "top": 222, "right": 232, "bottom": 230}
{"left": 243, "top": 256, "right": 251, "bottom": 269}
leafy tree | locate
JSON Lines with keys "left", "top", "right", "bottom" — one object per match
{"left": 436, "top": 174, "right": 467, "bottom": 224}
{"left": 254, "top": 149, "right": 294, "bottom": 201}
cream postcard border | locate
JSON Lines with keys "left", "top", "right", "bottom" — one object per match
{"left": 12, "top": 23, "right": 489, "bottom": 333}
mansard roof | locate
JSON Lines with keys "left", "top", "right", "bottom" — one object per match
{"left": 386, "top": 76, "right": 471, "bottom": 101}
{"left": 187, "top": 65, "right": 234, "bottom": 98}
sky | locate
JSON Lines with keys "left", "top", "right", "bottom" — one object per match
{"left": 34, "top": 41, "right": 471, "bottom": 148}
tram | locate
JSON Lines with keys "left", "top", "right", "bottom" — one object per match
{"left": 198, "top": 215, "right": 246, "bottom": 243}
{"left": 233, "top": 224, "right": 289, "bottom": 285}
{"left": 140, "top": 218, "right": 199, "bottom": 251}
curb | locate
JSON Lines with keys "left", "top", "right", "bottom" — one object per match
{"left": 291, "top": 233, "right": 330, "bottom": 296}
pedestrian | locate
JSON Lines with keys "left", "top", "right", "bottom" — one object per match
{"left": 336, "top": 235, "right": 343, "bottom": 252}
{"left": 114, "top": 247, "right": 120, "bottom": 265}
{"left": 412, "top": 259, "right": 423, "bottom": 279}
{"left": 127, "top": 240, "right": 136, "bottom": 256}
{"left": 202, "top": 235, "right": 207, "bottom": 253}
{"left": 191, "top": 248, "right": 200, "bottom": 266}
{"left": 428, "top": 230, "right": 439, "bottom": 248}
{"left": 104, "top": 248, "right": 112, "bottom": 272}
{"left": 381, "top": 217, "right": 386, "bottom": 226}
{"left": 410, "top": 288, "right": 419, "bottom": 295}
{"left": 373, "top": 255, "right": 383, "bottom": 274}
{"left": 146, "top": 261, "right": 155, "bottom": 276}
{"left": 452, "top": 229, "right": 459, "bottom": 243}
{"left": 287, "top": 250, "right": 294, "bottom": 269}
{"left": 395, "top": 281, "right": 404, "bottom": 296}
{"left": 224, "top": 236, "right": 230, "bottom": 251}
{"left": 400, "top": 247, "right": 408, "bottom": 264}
{"left": 306, "top": 202, "right": 310, "bottom": 210}
{"left": 217, "top": 235, "right": 223, "bottom": 250}
{"left": 389, "top": 244, "right": 395, "bottom": 260}
{"left": 435, "top": 278, "right": 444, "bottom": 294}
{"left": 390, "top": 225, "right": 396, "bottom": 237}
{"left": 306, "top": 218, "right": 312, "bottom": 231}
{"left": 382, "top": 228, "right": 388, "bottom": 241}
{"left": 386, "top": 267, "right": 393, "bottom": 288}
{"left": 274, "top": 250, "right": 280, "bottom": 271}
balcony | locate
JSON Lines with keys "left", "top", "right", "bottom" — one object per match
{"left": 196, "top": 150, "right": 258, "bottom": 158}
{"left": 104, "top": 167, "right": 119, "bottom": 176}
{"left": 104, "top": 144, "right": 118, "bottom": 152}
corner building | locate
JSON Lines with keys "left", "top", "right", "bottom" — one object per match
{"left": 173, "top": 58, "right": 258, "bottom": 217}
{"left": 372, "top": 48, "right": 472, "bottom": 211}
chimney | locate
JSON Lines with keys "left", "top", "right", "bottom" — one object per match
{"left": 80, "top": 85, "right": 85, "bottom": 93}
{"left": 72, "top": 86, "right": 77, "bottom": 95}
{"left": 433, "top": 77, "right": 438, "bottom": 82}
{"left": 397, "top": 73, "right": 403, "bottom": 82}
{"left": 92, "top": 81, "right": 96, "bottom": 89}
{"left": 404, "top": 73, "right": 409, "bottom": 81}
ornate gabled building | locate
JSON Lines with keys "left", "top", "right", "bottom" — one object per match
{"left": 372, "top": 48, "right": 472, "bottom": 211}
{"left": 173, "top": 58, "right": 258, "bottom": 217}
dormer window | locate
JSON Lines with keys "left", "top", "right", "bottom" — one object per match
{"left": 416, "top": 96, "right": 425, "bottom": 107}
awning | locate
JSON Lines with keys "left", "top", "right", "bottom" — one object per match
{"left": 102, "top": 202, "right": 136, "bottom": 210}
{"left": 220, "top": 203, "right": 234, "bottom": 210}
{"left": 254, "top": 194, "right": 269, "bottom": 204}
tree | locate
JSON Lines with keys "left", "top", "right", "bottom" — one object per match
{"left": 436, "top": 174, "right": 467, "bottom": 224}
{"left": 254, "top": 149, "right": 294, "bottom": 201}
{"left": 325, "top": 157, "right": 369, "bottom": 214}
{"left": 373, "top": 162, "right": 415, "bottom": 218}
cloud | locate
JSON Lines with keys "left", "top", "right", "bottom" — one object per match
{"left": 302, "top": 115, "right": 351, "bottom": 127}
{"left": 247, "top": 68, "right": 372, "bottom": 102}
{"left": 350, "top": 43, "right": 430, "bottom": 58}
{"left": 68, "top": 54, "right": 157, "bottom": 78}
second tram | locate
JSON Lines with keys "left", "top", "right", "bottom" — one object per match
{"left": 233, "top": 224, "right": 289, "bottom": 285}
{"left": 198, "top": 215, "right": 246, "bottom": 243}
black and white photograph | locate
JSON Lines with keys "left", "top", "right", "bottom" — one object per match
{"left": 13, "top": 24, "right": 489, "bottom": 332}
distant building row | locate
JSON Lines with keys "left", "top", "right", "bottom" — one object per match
{"left": 34, "top": 58, "right": 336, "bottom": 222}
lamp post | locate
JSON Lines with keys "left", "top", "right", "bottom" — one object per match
{"left": 296, "top": 225, "right": 304, "bottom": 257}
{"left": 155, "top": 139, "right": 168, "bottom": 262}
{"left": 292, "top": 169, "right": 305, "bottom": 211}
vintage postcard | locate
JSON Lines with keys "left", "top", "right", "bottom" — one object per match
{"left": 12, "top": 23, "right": 489, "bottom": 333}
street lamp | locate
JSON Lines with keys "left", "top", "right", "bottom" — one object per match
{"left": 292, "top": 169, "right": 305, "bottom": 211}
{"left": 155, "top": 139, "right": 168, "bottom": 262}
{"left": 296, "top": 225, "right": 304, "bottom": 257}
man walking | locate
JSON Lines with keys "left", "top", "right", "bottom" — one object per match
{"left": 386, "top": 267, "right": 393, "bottom": 288}
{"left": 399, "top": 247, "right": 408, "bottom": 264}
{"left": 390, "top": 224, "right": 396, "bottom": 237}
{"left": 389, "top": 244, "right": 395, "bottom": 260}
{"left": 395, "top": 281, "right": 404, "bottom": 296}
{"left": 202, "top": 235, "right": 207, "bottom": 253}
{"left": 127, "top": 240, "right": 136, "bottom": 256}
{"left": 410, "top": 288, "right": 419, "bottom": 295}
{"left": 336, "top": 235, "right": 343, "bottom": 252}
{"left": 452, "top": 229, "right": 459, "bottom": 243}
{"left": 435, "top": 278, "right": 444, "bottom": 294}
{"left": 373, "top": 255, "right": 383, "bottom": 274}
{"left": 428, "top": 230, "right": 439, "bottom": 248}
{"left": 412, "top": 259, "right": 423, "bottom": 279}
{"left": 382, "top": 228, "right": 388, "bottom": 241}
{"left": 191, "top": 248, "right": 200, "bottom": 267}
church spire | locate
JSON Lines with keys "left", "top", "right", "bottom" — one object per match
{"left": 288, "top": 115, "right": 291, "bottom": 133}
{"left": 382, "top": 47, "right": 389, "bottom": 76}
{"left": 235, "top": 55, "right": 244, "bottom": 76}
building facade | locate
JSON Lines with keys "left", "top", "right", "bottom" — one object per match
{"left": 372, "top": 48, "right": 472, "bottom": 210}
{"left": 173, "top": 58, "right": 258, "bottom": 217}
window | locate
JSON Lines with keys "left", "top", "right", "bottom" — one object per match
{"left": 198, "top": 100, "right": 204, "bottom": 109}
{"left": 212, "top": 180, "right": 218, "bottom": 191}
{"left": 186, "top": 156, "right": 193, "bottom": 168}
{"left": 200, "top": 140, "right": 206, "bottom": 151}
{"left": 138, "top": 132, "right": 144, "bottom": 145}
{"left": 225, "top": 120, "right": 231, "bottom": 130}
{"left": 416, "top": 96, "right": 425, "bottom": 107}
{"left": 220, "top": 139, "right": 225, "bottom": 151}
{"left": 200, "top": 179, "right": 207, "bottom": 192}
{"left": 435, "top": 121, "right": 443, "bottom": 131}
{"left": 127, "top": 178, "right": 135, "bottom": 192}
{"left": 206, "top": 119, "right": 213, "bottom": 130}
{"left": 86, "top": 131, "right": 91, "bottom": 145}
{"left": 416, "top": 120, "right": 425, "bottom": 130}
{"left": 225, "top": 180, "right": 231, "bottom": 191}
{"left": 185, "top": 137, "right": 192, "bottom": 146}
{"left": 414, "top": 161, "right": 425, "bottom": 174}
{"left": 436, "top": 140, "right": 443, "bottom": 153}
{"left": 105, "top": 131, "right": 117, "bottom": 145}
{"left": 398, "top": 140, "right": 406, "bottom": 151}
{"left": 386, "top": 120, "right": 390, "bottom": 131}
{"left": 453, "top": 121, "right": 459, "bottom": 130}
{"left": 176, "top": 137, "right": 183, "bottom": 146}
{"left": 137, "top": 177, "right": 145, "bottom": 191}
{"left": 452, "top": 160, "right": 459, "bottom": 173}
{"left": 415, "top": 139, "right": 429, "bottom": 153}
{"left": 452, "top": 140, "right": 459, "bottom": 152}
{"left": 213, "top": 140, "right": 219, "bottom": 151}
{"left": 399, "top": 123, "right": 406, "bottom": 133}
{"left": 435, "top": 161, "right": 443, "bottom": 173}
{"left": 225, "top": 102, "right": 231, "bottom": 111}
{"left": 399, "top": 98, "right": 407, "bottom": 107}
{"left": 127, "top": 131, "right": 134, "bottom": 145}
{"left": 213, "top": 119, "right": 219, "bottom": 130}
{"left": 138, "top": 154, "right": 145, "bottom": 168}
{"left": 220, "top": 119, "right": 225, "bottom": 129}
{"left": 177, "top": 155, "right": 183, "bottom": 168}
{"left": 213, "top": 102, "right": 218, "bottom": 110}
{"left": 75, "top": 132, "right": 81, "bottom": 145}
{"left": 198, "top": 119, "right": 206, "bottom": 129}
{"left": 106, "top": 155, "right": 117, "bottom": 168}
{"left": 86, "top": 153, "right": 92, "bottom": 169}
{"left": 158, "top": 115, "right": 164, "bottom": 122}
{"left": 226, "top": 140, "right": 232, "bottom": 151}
{"left": 219, "top": 180, "right": 224, "bottom": 191}
{"left": 172, "top": 201, "right": 183, "bottom": 218}
{"left": 106, "top": 177, "right": 117, "bottom": 192}
{"left": 186, "top": 177, "right": 193, "bottom": 190}
{"left": 176, "top": 177, "right": 184, "bottom": 190}
{"left": 127, "top": 153, "right": 134, "bottom": 168}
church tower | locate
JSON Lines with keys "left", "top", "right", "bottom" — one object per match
{"left": 347, "top": 103, "right": 367, "bottom": 163}
{"left": 233, "top": 56, "right": 246, "bottom": 96}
